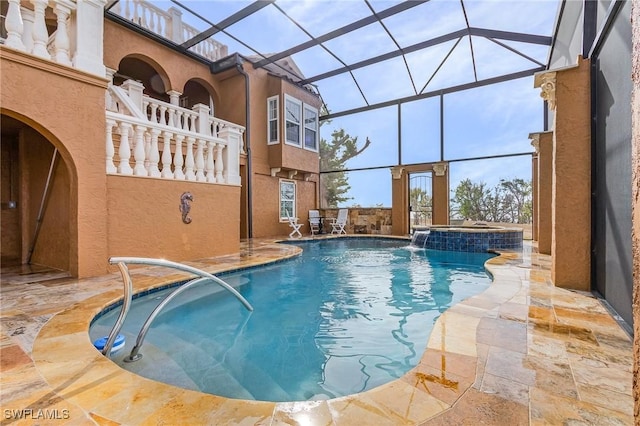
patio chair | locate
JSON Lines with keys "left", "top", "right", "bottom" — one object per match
{"left": 330, "top": 209, "right": 348, "bottom": 234}
{"left": 309, "top": 210, "right": 321, "bottom": 235}
{"left": 287, "top": 216, "right": 303, "bottom": 238}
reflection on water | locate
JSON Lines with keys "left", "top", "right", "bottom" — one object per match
{"left": 90, "top": 239, "right": 493, "bottom": 402}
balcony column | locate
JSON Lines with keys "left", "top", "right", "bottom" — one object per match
{"left": 4, "top": 0, "right": 26, "bottom": 51}
{"left": 30, "top": 0, "right": 50, "bottom": 59}
{"left": 72, "top": 0, "right": 107, "bottom": 76}
{"left": 53, "top": 0, "right": 75, "bottom": 66}
{"left": 219, "top": 127, "right": 242, "bottom": 185}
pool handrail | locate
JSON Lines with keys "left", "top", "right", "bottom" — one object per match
{"left": 102, "top": 257, "right": 253, "bottom": 358}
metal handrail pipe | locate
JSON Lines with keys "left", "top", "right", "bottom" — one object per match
{"left": 108, "top": 257, "right": 253, "bottom": 311}
{"left": 101, "top": 261, "right": 134, "bottom": 356}
{"left": 126, "top": 276, "right": 212, "bottom": 361}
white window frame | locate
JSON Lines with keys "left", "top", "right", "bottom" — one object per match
{"left": 267, "top": 95, "right": 279, "bottom": 145}
{"left": 279, "top": 179, "right": 296, "bottom": 222}
{"left": 284, "top": 94, "right": 302, "bottom": 147}
{"left": 303, "top": 105, "right": 319, "bottom": 152}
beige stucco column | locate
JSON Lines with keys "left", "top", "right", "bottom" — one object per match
{"left": 630, "top": 0, "right": 639, "bottom": 419}
{"left": 534, "top": 57, "right": 591, "bottom": 290}
{"left": 531, "top": 146, "right": 539, "bottom": 241}
{"left": 390, "top": 166, "right": 407, "bottom": 235}
{"left": 530, "top": 131, "right": 553, "bottom": 255}
{"left": 432, "top": 162, "right": 449, "bottom": 225}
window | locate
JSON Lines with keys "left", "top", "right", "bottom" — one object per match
{"left": 267, "top": 95, "right": 279, "bottom": 144}
{"left": 280, "top": 180, "right": 296, "bottom": 221}
{"left": 303, "top": 106, "right": 318, "bottom": 151}
{"left": 284, "top": 95, "right": 302, "bottom": 146}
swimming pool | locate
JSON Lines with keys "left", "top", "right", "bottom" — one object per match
{"left": 90, "top": 238, "right": 494, "bottom": 402}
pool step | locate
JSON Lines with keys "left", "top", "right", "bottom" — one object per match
{"left": 154, "top": 324, "right": 292, "bottom": 401}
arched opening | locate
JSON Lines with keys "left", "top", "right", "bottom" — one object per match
{"left": 115, "top": 56, "right": 169, "bottom": 102}
{"left": 1, "top": 114, "right": 71, "bottom": 276}
{"left": 181, "top": 79, "right": 216, "bottom": 114}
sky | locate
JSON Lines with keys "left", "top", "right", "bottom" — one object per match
{"left": 123, "top": 0, "right": 561, "bottom": 208}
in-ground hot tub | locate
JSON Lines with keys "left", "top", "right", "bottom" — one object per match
{"left": 411, "top": 225, "right": 523, "bottom": 252}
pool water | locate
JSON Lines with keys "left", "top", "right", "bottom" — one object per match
{"left": 90, "top": 239, "right": 494, "bottom": 402}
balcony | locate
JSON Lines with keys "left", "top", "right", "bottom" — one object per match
{"left": 106, "top": 79, "right": 244, "bottom": 185}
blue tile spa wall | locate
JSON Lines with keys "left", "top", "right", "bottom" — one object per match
{"left": 419, "top": 229, "right": 523, "bottom": 252}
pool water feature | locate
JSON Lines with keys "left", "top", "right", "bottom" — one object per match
{"left": 90, "top": 238, "right": 494, "bottom": 402}
{"left": 412, "top": 226, "right": 523, "bottom": 252}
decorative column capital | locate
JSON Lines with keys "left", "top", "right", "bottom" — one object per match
{"left": 529, "top": 133, "right": 540, "bottom": 153}
{"left": 167, "top": 90, "right": 182, "bottom": 106}
{"left": 390, "top": 166, "right": 404, "bottom": 179}
{"left": 534, "top": 71, "right": 557, "bottom": 111}
{"left": 433, "top": 162, "right": 447, "bottom": 177}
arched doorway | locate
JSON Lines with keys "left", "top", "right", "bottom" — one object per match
{"left": 181, "top": 79, "right": 216, "bottom": 113}
{"left": 115, "top": 56, "right": 170, "bottom": 102}
{"left": 1, "top": 114, "right": 71, "bottom": 275}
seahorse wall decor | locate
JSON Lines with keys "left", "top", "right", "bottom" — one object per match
{"left": 179, "top": 192, "right": 194, "bottom": 224}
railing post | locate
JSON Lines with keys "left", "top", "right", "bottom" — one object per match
{"left": 122, "top": 79, "right": 145, "bottom": 115}
{"left": 192, "top": 104, "right": 211, "bottom": 136}
{"left": 148, "top": 129, "right": 161, "bottom": 177}
{"left": 105, "top": 119, "right": 117, "bottom": 174}
{"left": 218, "top": 126, "right": 242, "bottom": 185}
{"left": 72, "top": 0, "right": 107, "bottom": 76}
{"left": 117, "top": 122, "right": 133, "bottom": 175}
{"left": 4, "top": 0, "right": 26, "bottom": 51}
{"left": 30, "top": 0, "right": 50, "bottom": 59}
{"left": 161, "top": 131, "right": 174, "bottom": 179}
{"left": 174, "top": 134, "right": 185, "bottom": 180}
{"left": 195, "top": 139, "right": 206, "bottom": 182}
{"left": 205, "top": 141, "right": 215, "bottom": 183}
{"left": 20, "top": 7, "right": 34, "bottom": 53}
{"left": 214, "top": 143, "right": 224, "bottom": 183}
{"left": 184, "top": 136, "right": 196, "bottom": 181}
{"left": 133, "top": 125, "right": 148, "bottom": 176}
{"left": 167, "top": 7, "right": 183, "bottom": 43}
{"left": 166, "top": 90, "right": 181, "bottom": 128}
{"left": 53, "top": 0, "right": 74, "bottom": 66}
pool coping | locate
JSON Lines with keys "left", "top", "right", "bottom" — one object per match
{"left": 27, "top": 237, "right": 532, "bottom": 424}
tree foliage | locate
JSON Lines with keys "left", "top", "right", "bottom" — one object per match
{"left": 319, "top": 128, "right": 371, "bottom": 208}
{"left": 451, "top": 178, "right": 532, "bottom": 224}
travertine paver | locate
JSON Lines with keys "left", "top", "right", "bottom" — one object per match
{"left": 0, "top": 238, "right": 633, "bottom": 424}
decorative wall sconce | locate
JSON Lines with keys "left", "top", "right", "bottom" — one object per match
{"left": 180, "top": 192, "right": 193, "bottom": 224}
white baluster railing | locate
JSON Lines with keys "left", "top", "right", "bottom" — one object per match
{"left": 105, "top": 84, "right": 244, "bottom": 186}
{"left": 113, "top": 0, "right": 227, "bottom": 61}
{"left": 181, "top": 24, "right": 228, "bottom": 61}
{"left": 2, "top": 0, "right": 105, "bottom": 76}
